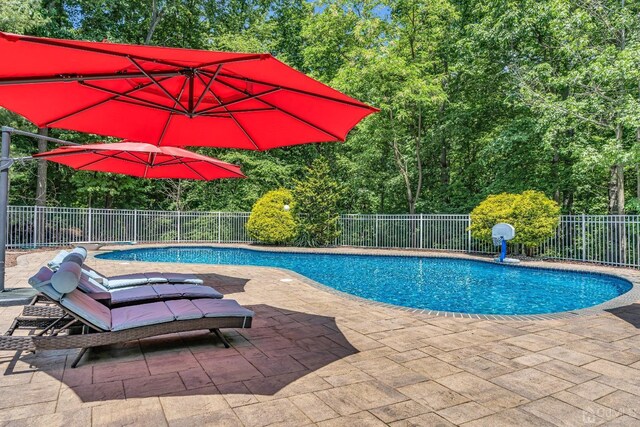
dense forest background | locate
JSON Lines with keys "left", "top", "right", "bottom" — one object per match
{"left": 1, "top": 0, "right": 639, "bottom": 215}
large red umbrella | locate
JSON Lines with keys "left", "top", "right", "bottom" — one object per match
{"left": 0, "top": 32, "right": 377, "bottom": 150}
{"left": 32, "top": 142, "right": 245, "bottom": 180}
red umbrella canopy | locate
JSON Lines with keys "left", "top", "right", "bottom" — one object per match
{"left": 0, "top": 32, "right": 377, "bottom": 150}
{"left": 33, "top": 142, "right": 245, "bottom": 181}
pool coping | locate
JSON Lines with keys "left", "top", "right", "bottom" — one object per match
{"left": 92, "top": 243, "right": 640, "bottom": 321}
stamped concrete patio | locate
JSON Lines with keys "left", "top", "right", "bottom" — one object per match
{"left": 0, "top": 246, "right": 639, "bottom": 426}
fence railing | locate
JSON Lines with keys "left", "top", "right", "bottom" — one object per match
{"left": 6, "top": 206, "right": 640, "bottom": 268}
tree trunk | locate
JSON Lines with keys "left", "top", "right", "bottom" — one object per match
{"left": 636, "top": 164, "right": 640, "bottom": 201}
{"left": 440, "top": 137, "right": 449, "bottom": 185}
{"left": 609, "top": 124, "right": 625, "bottom": 214}
{"left": 35, "top": 127, "right": 48, "bottom": 207}
{"left": 637, "top": 81, "right": 640, "bottom": 201}
{"left": 552, "top": 139, "right": 560, "bottom": 203}
{"left": 35, "top": 127, "right": 48, "bottom": 246}
{"left": 145, "top": 0, "right": 164, "bottom": 44}
{"left": 608, "top": 163, "right": 625, "bottom": 215}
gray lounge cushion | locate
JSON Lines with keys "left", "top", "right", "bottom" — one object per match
{"left": 164, "top": 299, "right": 204, "bottom": 320}
{"left": 162, "top": 273, "right": 203, "bottom": 284}
{"left": 141, "top": 272, "right": 170, "bottom": 284}
{"left": 60, "top": 290, "right": 111, "bottom": 331}
{"left": 111, "top": 301, "right": 175, "bottom": 331}
{"left": 192, "top": 299, "right": 255, "bottom": 318}
{"left": 150, "top": 284, "right": 182, "bottom": 298}
{"left": 102, "top": 273, "right": 153, "bottom": 289}
{"left": 172, "top": 284, "right": 222, "bottom": 299}
{"left": 109, "top": 286, "right": 159, "bottom": 304}
{"left": 28, "top": 267, "right": 63, "bottom": 301}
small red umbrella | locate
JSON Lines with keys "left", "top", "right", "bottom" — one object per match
{"left": 0, "top": 32, "right": 377, "bottom": 150}
{"left": 32, "top": 142, "right": 245, "bottom": 180}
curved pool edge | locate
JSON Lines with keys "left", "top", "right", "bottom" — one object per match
{"left": 92, "top": 243, "right": 640, "bottom": 321}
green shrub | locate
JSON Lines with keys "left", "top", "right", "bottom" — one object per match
{"left": 293, "top": 157, "right": 344, "bottom": 247}
{"left": 470, "top": 190, "right": 560, "bottom": 248}
{"left": 246, "top": 189, "right": 298, "bottom": 245}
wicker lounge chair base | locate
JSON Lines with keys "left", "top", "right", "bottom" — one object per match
{"left": 0, "top": 316, "right": 251, "bottom": 367}
{"left": 5, "top": 305, "right": 70, "bottom": 336}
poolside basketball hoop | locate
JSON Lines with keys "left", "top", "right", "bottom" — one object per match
{"left": 492, "top": 223, "right": 519, "bottom": 264}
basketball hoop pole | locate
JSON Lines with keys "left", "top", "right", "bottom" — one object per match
{"left": 500, "top": 238, "right": 507, "bottom": 262}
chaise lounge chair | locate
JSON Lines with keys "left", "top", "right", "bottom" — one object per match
{"left": 1, "top": 266, "right": 253, "bottom": 368}
{"left": 49, "top": 253, "right": 223, "bottom": 307}
{"left": 49, "top": 248, "right": 204, "bottom": 288}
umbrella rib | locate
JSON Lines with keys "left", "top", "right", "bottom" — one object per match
{"left": 158, "top": 77, "right": 189, "bottom": 145}
{"left": 44, "top": 76, "right": 174, "bottom": 126}
{"left": 189, "top": 157, "right": 244, "bottom": 177}
{"left": 201, "top": 107, "right": 275, "bottom": 116}
{"left": 192, "top": 66, "right": 222, "bottom": 113}
{"left": 128, "top": 57, "right": 189, "bottom": 114}
{"left": 112, "top": 98, "right": 187, "bottom": 115}
{"left": 0, "top": 71, "right": 182, "bottom": 86}
{"left": 171, "top": 156, "right": 207, "bottom": 180}
{"left": 11, "top": 34, "right": 189, "bottom": 69}
{"left": 214, "top": 77, "right": 344, "bottom": 141}
{"left": 152, "top": 157, "right": 242, "bottom": 179}
{"left": 215, "top": 72, "right": 377, "bottom": 111}
{"left": 195, "top": 87, "right": 280, "bottom": 115}
{"left": 196, "top": 73, "right": 260, "bottom": 150}
{"left": 79, "top": 81, "right": 186, "bottom": 114}
{"left": 195, "top": 54, "right": 268, "bottom": 70}
{"left": 70, "top": 151, "right": 135, "bottom": 170}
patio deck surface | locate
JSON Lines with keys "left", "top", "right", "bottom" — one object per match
{"left": 0, "top": 246, "right": 639, "bottom": 426}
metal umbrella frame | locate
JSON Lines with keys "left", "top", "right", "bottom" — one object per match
{"left": 0, "top": 32, "right": 378, "bottom": 150}
{"left": 32, "top": 142, "right": 245, "bottom": 180}
{"left": 0, "top": 128, "right": 244, "bottom": 291}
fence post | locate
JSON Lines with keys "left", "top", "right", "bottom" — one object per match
{"left": 467, "top": 215, "right": 472, "bottom": 253}
{"left": 581, "top": 213, "right": 586, "bottom": 261}
{"left": 419, "top": 213, "right": 424, "bottom": 249}
{"left": 217, "top": 212, "right": 221, "bottom": 243}
{"left": 176, "top": 211, "right": 181, "bottom": 242}
{"left": 375, "top": 215, "right": 380, "bottom": 247}
{"left": 32, "top": 205, "right": 38, "bottom": 248}
{"left": 87, "top": 208, "right": 93, "bottom": 243}
{"left": 133, "top": 210, "right": 138, "bottom": 243}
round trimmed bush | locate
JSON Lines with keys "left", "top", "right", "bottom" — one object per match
{"left": 246, "top": 189, "right": 298, "bottom": 245}
{"left": 470, "top": 190, "right": 560, "bottom": 248}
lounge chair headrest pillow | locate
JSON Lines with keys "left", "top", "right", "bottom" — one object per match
{"left": 28, "top": 267, "right": 63, "bottom": 301}
{"left": 62, "top": 252, "right": 84, "bottom": 267}
{"left": 71, "top": 246, "right": 88, "bottom": 260}
{"left": 48, "top": 250, "right": 70, "bottom": 269}
{"left": 51, "top": 260, "right": 82, "bottom": 294}
{"left": 28, "top": 266, "right": 54, "bottom": 287}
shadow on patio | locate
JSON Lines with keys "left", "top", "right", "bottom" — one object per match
{"left": 2, "top": 304, "right": 358, "bottom": 401}
{"left": 607, "top": 303, "right": 640, "bottom": 328}
{"left": 195, "top": 272, "right": 251, "bottom": 295}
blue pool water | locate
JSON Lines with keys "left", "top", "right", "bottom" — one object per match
{"left": 97, "top": 247, "right": 633, "bottom": 315}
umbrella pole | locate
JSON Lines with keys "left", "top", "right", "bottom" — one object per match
{"left": 0, "top": 127, "right": 77, "bottom": 292}
{"left": 0, "top": 128, "right": 11, "bottom": 291}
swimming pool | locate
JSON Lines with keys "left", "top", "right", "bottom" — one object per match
{"left": 97, "top": 247, "right": 634, "bottom": 315}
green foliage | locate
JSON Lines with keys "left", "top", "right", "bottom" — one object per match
{"left": 3, "top": 0, "right": 640, "bottom": 216}
{"left": 470, "top": 190, "right": 561, "bottom": 248}
{"left": 0, "top": 0, "right": 47, "bottom": 33}
{"left": 293, "top": 157, "right": 344, "bottom": 247}
{"left": 246, "top": 189, "right": 297, "bottom": 244}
